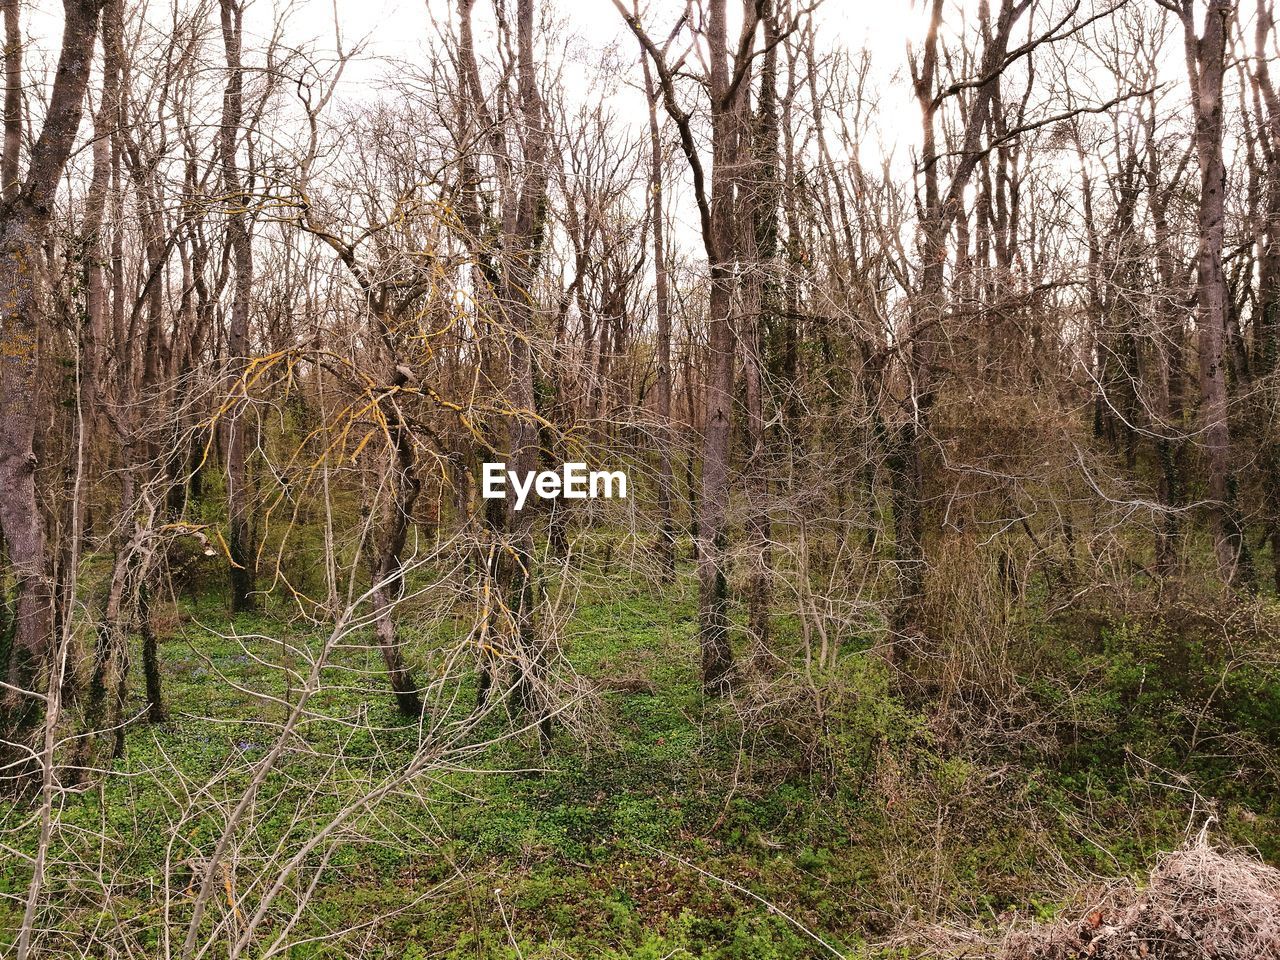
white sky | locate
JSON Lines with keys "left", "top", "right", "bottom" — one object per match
{"left": 16, "top": 0, "right": 1191, "bottom": 173}
{"left": 14, "top": 0, "right": 1208, "bottom": 267}
{"left": 238, "top": 0, "right": 943, "bottom": 249}
{"left": 231, "top": 0, "right": 1191, "bottom": 179}
{"left": 245, "top": 0, "right": 934, "bottom": 123}
{"left": 297, "top": 0, "right": 930, "bottom": 78}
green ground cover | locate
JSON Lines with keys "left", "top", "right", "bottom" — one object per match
{"left": 3, "top": 560, "right": 1278, "bottom": 958}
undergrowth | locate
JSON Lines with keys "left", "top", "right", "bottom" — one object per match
{"left": 2, "top": 558, "right": 1277, "bottom": 959}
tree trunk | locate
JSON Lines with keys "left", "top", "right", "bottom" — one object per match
{"left": 1251, "top": 0, "right": 1280, "bottom": 589}
{"left": 1183, "top": 0, "right": 1252, "bottom": 587}
{"left": 370, "top": 367, "right": 424, "bottom": 717}
{"left": 500, "top": 0, "right": 551, "bottom": 726}
{"left": 642, "top": 55, "right": 676, "bottom": 580}
{"left": 219, "top": 0, "right": 258, "bottom": 612}
{"left": 744, "top": 0, "right": 780, "bottom": 663}
{"left": 695, "top": 0, "right": 743, "bottom": 692}
{"left": 0, "top": 0, "right": 103, "bottom": 783}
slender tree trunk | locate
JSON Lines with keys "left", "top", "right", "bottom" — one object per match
{"left": 452, "top": 0, "right": 550, "bottom": 723}
{"left": 1146, "top": 104, "right": 1188, "bottom": 580}
{"left": 502, "top": 0, "right": 550, "bottom": 725}
{"left": 744, "top": 0, "right": 780, "bottom": 662}
{"left": 370, "top": 367, "right": 424, "bottom": 717}
{"left": 1, "top": 0, "right": 19, "bottom": 202}
{"left": 1251, "top": 0, "right": 1280, "bottom": 589}
{"left": 219, "top": 0, "right": 258, "bottom": 612}
{"left": 893, "top": 0, "right": 1023, "bottom": 654}
{"left": 642, "top": 56, "right": 676, "bottom": 580}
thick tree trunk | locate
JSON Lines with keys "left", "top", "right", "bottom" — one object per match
{"left": 744, "top": 1, "right": 780, "bottom": 662}
{"left": 1183, "top": 0, "right": 1252, "bottom": 586}
{"left": 695, "top": 0, "right": 741, "bottom": 693}
{"left": 0, "top": 223, "right": 55, "bottom": 757}
{"left": 0, "top": 0, "right": 103, "bottom": 783}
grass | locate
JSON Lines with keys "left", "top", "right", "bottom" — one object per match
{"left": 3, "top": 554, "right": 1279, "bottom": 958}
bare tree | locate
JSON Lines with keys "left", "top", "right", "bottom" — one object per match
{"left": 0, "top": 0, "right": 105, "bottom": 781}
{"left": 218, "top": 0, "right": 259, "bottom": 611}
{"left": 1163, "top": 0, "right": 1252, "bottom": 586}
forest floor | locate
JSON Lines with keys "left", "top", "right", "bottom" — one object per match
{"left": 3, "top": 559, "right": 1279, "bottom": 958}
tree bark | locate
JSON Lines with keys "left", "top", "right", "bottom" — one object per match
{"left": 219, "top": 0, "right": 258, "bottom": 612}
{"left": 642, "top": 55, "right": 677, "bottom": 581}
{"left": 370, "top": 367, "right": 425, "bottom": 717}
{"left": 497, "top": 0, "right": 551, "bottom": 725}
{"left": 0, "top": 0, "right": 103, "bottom": 782}
{"left": 1181, "top": 0, "right": 1252, "bottom": 586}
{"left": 1251, "top": 0, "right": 1280, "bottom": 589}
{"left": 744, "top": 0, "right": 780, "bottom": 663}
{"left": 1, "top": 0, "right": 19, "bottom": 201}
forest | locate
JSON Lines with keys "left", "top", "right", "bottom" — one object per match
{"left": 3, "top": 0, "right": 1280, "bottom": 956}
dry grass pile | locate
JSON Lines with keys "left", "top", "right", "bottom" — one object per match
{"left": 1001, "top": 838, "right": 1280, "bottom": 959}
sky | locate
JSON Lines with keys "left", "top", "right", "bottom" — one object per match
{"left": 13, "top": 0, "right": 1207, "bottom": 269}
{"left": 16, "top": 0, "right": 1149, "bottom": 177}
{"left": 227, "top": 0, "right": 944, "bottom": 250}
{"left": 284, "top": 0, "right": 932, "bottom": 81}
{"left": 14, "top": 0, "right": 1202, "bottom": 152}
{"left": 9, "top": 0, "right": 949, "bottom": 278}
{"left": 234, "top": 0, "right": 936, "bottom": 129}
